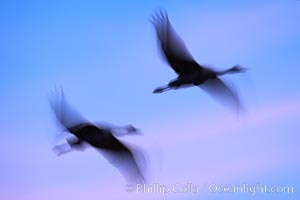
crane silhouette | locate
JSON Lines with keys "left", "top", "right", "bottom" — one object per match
{"left": 151, "top": 10, "right": 247, "bottom": 112}
{"left": 50, "top": 89, "right": 147, "bottom": 184}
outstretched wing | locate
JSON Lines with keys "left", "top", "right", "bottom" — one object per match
{"left": 49, "top": 87, "right": 89, "bottom": 132}
{"left": 98, "top": 141, "right": 147, "bottom": 184}
{"left": 199, "top": 78, "right": 243, "bottom": 113}
{"left": 151, "top": 10, "right": 201, "bottom": 75}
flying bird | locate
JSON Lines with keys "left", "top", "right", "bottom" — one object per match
{"left": 151, "top": 10, "right": 247, "bottom": 112}
{"left": 50, "top": 89, "right": 147, "bottom": 184}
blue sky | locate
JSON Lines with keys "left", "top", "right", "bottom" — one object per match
{"left": 0, "top": 0, "right": 299, "bottom": 199}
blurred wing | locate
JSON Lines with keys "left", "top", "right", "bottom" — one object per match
{"left": 200, "top": 78, "right": 242, "bottom": 113}
{"left": 49, "top": 87, "right": 89, "bottom": 131}
{"left": 98, "top": 142, "right": 147, "bottom": 184}
{"left": 151, "top": 10, "right": 201, "bottom": 75}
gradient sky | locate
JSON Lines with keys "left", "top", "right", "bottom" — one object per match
{"left": 0, "top": 0, "right": 299, "bottom": 200}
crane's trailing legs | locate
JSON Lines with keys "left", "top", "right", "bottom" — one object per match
{"left": 153, "top": 85, "right": 172, "bottom": 93}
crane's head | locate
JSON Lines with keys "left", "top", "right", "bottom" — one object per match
{"left": 125, "top": 125, "right": 143, "bottom": 135}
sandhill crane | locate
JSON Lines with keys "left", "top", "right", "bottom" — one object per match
{"left": 50, "top": 89, "right": 146, "bottom": 184}
{"left": 151, "top": 10, "right": 246, "bottom": 112}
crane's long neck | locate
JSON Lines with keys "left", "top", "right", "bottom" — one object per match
{"left": 218, "top": 65, "right": 247, "bottom": 76}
